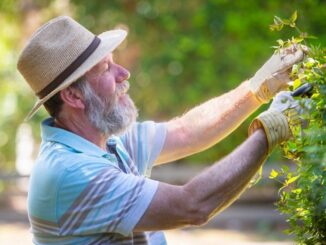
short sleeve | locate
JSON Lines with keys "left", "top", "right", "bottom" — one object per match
{"left": 57, "top": 163, "right": 159, "bottom": 236}
{"left": 120, "top": 121, "right": 167, "bottom": 176}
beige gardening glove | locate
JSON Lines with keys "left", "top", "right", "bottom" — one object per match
{"left": 250, "top": 44, "right": 306, "bottom": 103}
{"left": 248, "top": 91, "right": 301, "bottom": 153}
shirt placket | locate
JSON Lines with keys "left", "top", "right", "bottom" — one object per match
{"left": 107, "top": 142, "right": 128, "bottom": 173}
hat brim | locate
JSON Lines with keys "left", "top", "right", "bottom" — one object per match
{"left": 25, "top": 29, "right": 127, "bottom": 121}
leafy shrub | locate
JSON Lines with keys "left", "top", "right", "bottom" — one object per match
{"left": 269, "top": 12, "right": 326, "bottom": 245}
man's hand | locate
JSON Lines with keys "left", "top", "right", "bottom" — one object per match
{"left": 270, "top": 91, "right": 300, "bottom": 112}
{"left": 248, "top": 91, "right": 301, "bottom": 153}
{"left": 250, "top": 44, "right": 306, "bottom": 103}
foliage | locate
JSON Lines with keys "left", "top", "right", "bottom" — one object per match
{"left": 268, "top": 12, "right": 326, "bottom": 244}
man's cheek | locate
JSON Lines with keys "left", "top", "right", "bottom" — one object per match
{"left": 99, "top": 80, "right": 116, "bottom": 96}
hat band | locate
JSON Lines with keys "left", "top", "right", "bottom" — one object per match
{"left": 36, "top": 36, "right": 101, "bottom": 99}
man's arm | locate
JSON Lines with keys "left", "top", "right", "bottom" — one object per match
{"left": 155, "top": 45, "right": 305, "bottom": 165}
{"left": 156, "top": 81, "right": 262, "bottom": 164}
{"left": 135, "top": 129, "right": 268, "bottom": 231}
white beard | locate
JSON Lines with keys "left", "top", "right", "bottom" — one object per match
{"left": 82, "top": 81, "right": 138, "bottom": 136}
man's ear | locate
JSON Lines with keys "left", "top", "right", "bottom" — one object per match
{"left": 59, "top": 87, "right": 85, "bottom": 109}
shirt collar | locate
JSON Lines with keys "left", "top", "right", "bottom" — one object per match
{"left": 41, "top": 117, "right": 110, "bottom": 157}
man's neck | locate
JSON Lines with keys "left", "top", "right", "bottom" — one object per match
{"left": 54, "top": 115, "right": 108, "bottom": 150}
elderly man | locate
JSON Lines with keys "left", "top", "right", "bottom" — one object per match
{"left": 18, "top": 16, "right": 304, "bottom": 244}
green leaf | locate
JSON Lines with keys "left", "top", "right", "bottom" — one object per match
{"left": 287, "top": 141, "right": 298, "bottom": 152}
{"left": 270, "top": 16, "right": 285, "bottom": 31}
{"left": 292, "top": 188, "right": 302, "bottom": 194}
{"left": 293, "top": 37, "right": 304, "bottom": 43}
{"left": 290, "top": 11, "right": 297, "bottom": 23}
{"left": 274, "top": 16, "right": 284, "bottom": 25}
{"left": 277, "top": 39, "right": 284, "bottom": 47}
{"left": 286, "top": 176, "right": 300, "bottom": 185}
{"left": 282, "top": 19, "right": 291, "bottom": 25}
{"left": 269, "top": 169, "right": 279, "bottom": 179}
{"left": 270, "top": 23, "right": 283, "bottom": 32}
{"left": 293, "top": 78, "right": 301, "bottom": 89}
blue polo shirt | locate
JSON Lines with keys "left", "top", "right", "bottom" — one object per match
{"left": 28, "top": 118, "right": 167, "bottom": 244}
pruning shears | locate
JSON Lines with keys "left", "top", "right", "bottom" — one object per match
{"left": 291, "top": 83, "right": 313, "bottom": 97}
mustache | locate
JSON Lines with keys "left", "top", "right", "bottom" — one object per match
{"left": 115, "top": 81, "right": 130, "bottom": 96}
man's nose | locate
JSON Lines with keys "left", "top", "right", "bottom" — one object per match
{"left": 115, "top": 64, "right": 130, "bottom": 83}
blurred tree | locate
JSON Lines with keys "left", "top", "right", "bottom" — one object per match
{"left": 0, "top": 0, "right": 325, "bottom": 179}
{"left": 0, "top": 0, "right": 25, "bottom": 174}
{"left": 0, "top": 0, "right": 70, "bottom": 175}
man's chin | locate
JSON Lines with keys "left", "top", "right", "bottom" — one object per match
{"left": 103, "top": 105, "right": 138, "bottom": 137}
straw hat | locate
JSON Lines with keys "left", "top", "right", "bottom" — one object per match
{"left": 17, "top": 16, "right": 127, "bottom": 120}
